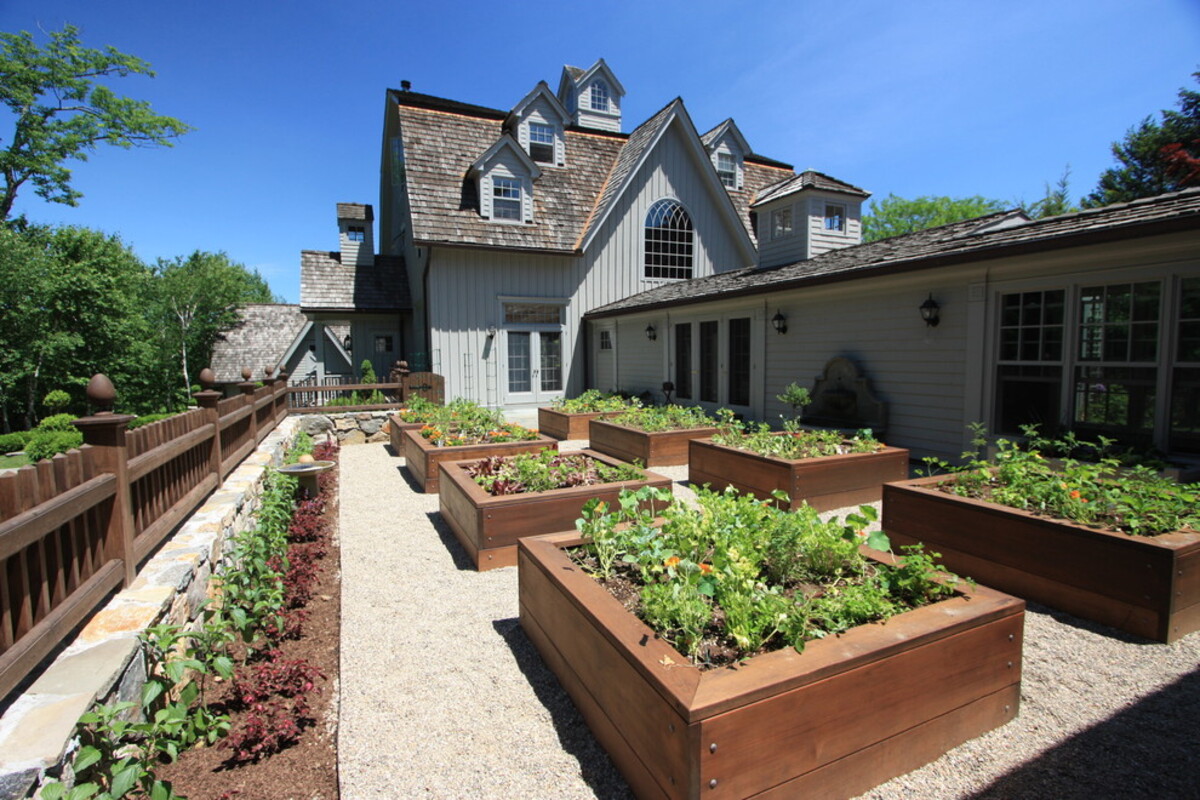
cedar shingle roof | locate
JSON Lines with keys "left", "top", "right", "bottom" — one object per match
{"left": 586, "top": 188, "right": 1200, "bottom": 317}
{"left": 753, "top": 170, "right": 871, "bottom": 206}
{"left": 300, "top": 252, "right": 410, "bottom": 311}
{"left": 393, "top": 91, "right": 799, "bottom": 253}
{"left": 336, "top": 203, "right": 373, "bottom": 221}
{"left": 211, "top": 304, "right": 307, "bottom": 384}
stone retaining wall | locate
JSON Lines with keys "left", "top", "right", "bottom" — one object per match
{"left": 294, "top": 410, "right": 393, "bottom": 446}
{"left": 0, "top": 418, "right": 300, "bottom": 800}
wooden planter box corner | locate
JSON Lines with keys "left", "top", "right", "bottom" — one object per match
{"left": 689, "top": 437, "right": 909, "bottom": 512}
{"left": 883, "top": 475, "right": 1200, "bottom": 642}
{"left": 438, "top": 449, "right": 672, "bottom": 570}
{"left": 519, "top": 533, "right": 1024, "bottom": 799}
{"left": 389, "top": 415, "right": 424, "bottom": 454}
{"left": 590, "top": 419, "right": 717, "bottom": 467}
{"left": 401, "top": 427, "right": 557, "bottom": 493}
{"left": 538, "top": 408, "right": 620, "bottom": 441}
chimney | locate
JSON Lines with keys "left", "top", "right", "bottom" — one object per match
{"left": 336, "top": 203, "right": 375, "bottom": 267}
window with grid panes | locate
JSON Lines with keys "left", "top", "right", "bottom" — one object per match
{"left": 1073, "top": 282, "right": 1160, "bottom": 442}
{"left": 1171, "top": 277, "right": 1200, "bottom": 452}
{"left": 492, "top": 177, "right": 522, "bottom": 220}
{"left": 716, "top": 152, "right": 737, "bottom": 188}
{"left": 590, "top": 80, "right": 610, "bottom": 111}
{"left": 994, "top": 289, "right": 1065, "bottom": 434}
{"left": 644, "top": 199, "right": 694, "bottom": 279}
{"left": 503, "top": 303, "right": 561, "bottom": 324}
{"left": 528, "top": 123, "right": 555, "bottom": 163}
{"left": 771, "top": 207, "right": 792, "bottom": 240}
{"left": 824, "top": 203, "right": 846, "bottom": 232}
{"left": 728, "top": 318, "right": 751, "bottom": 406}
{"left": 699, "top": 321, "right": 718, "bottom": 402}
{"left": 675, "top": 323, "right": 692, "bottom": 399}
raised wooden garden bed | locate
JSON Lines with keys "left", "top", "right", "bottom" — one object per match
{"left": 438, "top": 449, "right": 672, "bottom": 570}
{"left": 589, "top": 419, "right": 718, "bottom": 467}
{"left": 883, "top": 475, "right": 1200, "bottom": 643}
{"left": 388, "top": 415, "right": 424, "bottom": 453}
{"left": 537, "top": 408, "right": 620, "bottom": 441}
{"left": 519, "top": 532, "right": 1024, "bottom": 799}
{"left": 401, "top": 427, "right": 557, "bottom": 493}
{"left": 688, "top": 436, "right": 910, "bottom": 512}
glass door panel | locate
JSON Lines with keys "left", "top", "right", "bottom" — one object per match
{"left": 540, "top": 332, "right": 562, "bottom": 392}
{"left": 508, "top": 332, "right": 531, "bottom": 394}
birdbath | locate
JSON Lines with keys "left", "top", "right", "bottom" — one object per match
{"left": 276, "top": 460, "right": 335, "bottom": 495}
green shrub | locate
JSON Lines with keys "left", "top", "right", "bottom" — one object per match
{"left": 37, "top": 413, "right": 78, "bottom": 432}
{"left": 129, "top": 412, "right": 176, "bottom": 429}
{"left": 25, "top": 430, "right": 83, "bottom": 462}
{"left": 42, "top": 389, "right": 71, "bottom": 413}
{"left": 0, "top": 431, "right": 31, "bottom": 453}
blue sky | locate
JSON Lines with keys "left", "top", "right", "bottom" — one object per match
{"left": 3, "top": 1, "right": 1198, "bottom": 303}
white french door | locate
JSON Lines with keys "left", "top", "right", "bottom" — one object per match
{"left": 506, "top": 330, "right": 564, "bottom": 404}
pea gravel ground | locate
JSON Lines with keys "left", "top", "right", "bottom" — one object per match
{"left": 338, "top": 439, "right": 1200, "bottom": 799}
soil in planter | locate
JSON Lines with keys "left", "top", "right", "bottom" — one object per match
{"left": 156, "top": 479, "right": 341, "bottom": 799}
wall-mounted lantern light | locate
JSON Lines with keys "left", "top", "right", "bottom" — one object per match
{"left": 645, "top": 323, "right": 657, "bottom": 341}
{"left": 771, "top": 310, "right": 788, "bottom": 335}
{"left": 486, "top": 326, "right": 497, "bottom": 339}
{"left": 342, "top": 334, "right": 353, "bottom": 351}
{"left": 919, "top": 293, "right": 940, "bottom": 327}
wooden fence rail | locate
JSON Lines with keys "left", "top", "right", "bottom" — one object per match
{"left": 0, "top": 369, "right": 294, "bottom": 701}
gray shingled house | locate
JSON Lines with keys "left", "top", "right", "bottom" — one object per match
{"left": 378, "top": 60, "right": 869, "bottom": 408}
{"left": 209, "top": 303, "right": 352, "bottom": 389}
{"left": 584, "top": 189, "right": 1200, "bottom": 461}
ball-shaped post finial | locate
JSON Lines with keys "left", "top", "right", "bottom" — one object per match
{"left": 241, "top": 367, "right": 253, "bottom": 381}
{"left": 199, "top": 368, "right": 216, "bottom": 390}
{"left": 86, "top": 373, "right": 116, "bottom": 412}
{"left": 264, "top": 365, "right": 275, "bottom": 379}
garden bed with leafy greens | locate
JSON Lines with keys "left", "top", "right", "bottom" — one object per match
{"left": 883, "top": 426, "right": 1200, "bottom": 642}
{"left": 690, "top": 412, "right": 909, "bottom": 511}
{"left": 589, "top": 405, "right": 718, "bottom": 466}
{"left": 538, "top": 390, "right": 641, "bottom": 440}
{"left": 517, "top": 485, "right": 1024, "bottom": 799}
{"left": 438, "top": 449, "right": 670, "bottom": 570}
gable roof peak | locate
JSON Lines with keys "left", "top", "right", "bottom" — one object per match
{"left": 506, "top": 81, "right": 570, "bottom": 127}
{"left": 469, "top": 133, "right": 543, "bottom": 179}
{"left": 701, "top": 118, "right": 750, "bottom": 154}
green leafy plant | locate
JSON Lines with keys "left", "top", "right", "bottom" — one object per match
{"left": 417, "top": 399, "right": 539, "bottom": 447}
{"left": 936, "top": 424, "right": 1200, "bottom": 536}
{"left": 609, "top": 404, "right": 717, "bottom": 432}
{"left": 777, "top": 382, "right": 811, "bottom": 416}
{"left": 712, "top": 408, "right": 881, "bottom": 460}
{"left": 551, "top": 390, "right": 640, "bottom": 413}
{"left": 43, "top": 389, "right": 71, "bottom": 413}
{"left": 571, "top": 486, "right": 957, "bottom": 665}
{"left": 25, "top": 429, "right": 83, "bottom": 461}
{"left": 466, "top": 450, "right": 644, "bottom": 496}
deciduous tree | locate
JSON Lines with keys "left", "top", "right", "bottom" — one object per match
{"left": 862, "top": 194, "right": 1007, "bottom": 242}
{"left": 0, "top": 24, "right": 191, "bottom": 221}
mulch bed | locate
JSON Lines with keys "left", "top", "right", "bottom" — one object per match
{"left": 157, "top": 457, "right": 341, "bottom": 799}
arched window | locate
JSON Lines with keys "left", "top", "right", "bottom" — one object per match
{"left": 644, "top": 199, "right": 694, "bottom": 280}
{"left": 590, "top": 80, "right": 610, "bottom": 112}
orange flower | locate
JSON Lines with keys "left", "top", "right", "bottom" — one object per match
{"left": 856, "top": 530, "right": 867, "bottom": 539}
{"left": 698, "top": 563, "right": 713, "bottom": 574}
{"left": 1070, "top": 490, "right": 1081, "bottom": 499}
{"left": 664, "top": 556, "right": 680, "bottom": 568}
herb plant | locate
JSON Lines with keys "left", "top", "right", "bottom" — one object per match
{"left": 414, "top": 398, "right": 539, "bottom": 446}
{"left": 551, "top": 390, "right": 641, "bottom": 413}
{"left": 929, "top": 424, "right": 1200, "bottom": 536}
{"left": 571, "top": 486, "right": 959, "bottom": 666}
{"left": 712, "top": 408, "right": 881, "bottom": 459}
{"left": 466, "top": 450, "right": 644, "bottom": 496}
{"left": 609, "top": 404, "right": 717, "bottom": 432}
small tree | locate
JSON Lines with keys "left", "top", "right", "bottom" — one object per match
{"left": 42, "top": 389, "right": 70, "bottom": 414}
{"left": 0, "top": 24, "right": 192, "bottom": 221}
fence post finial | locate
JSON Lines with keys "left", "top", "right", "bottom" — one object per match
{"left": 199, "top": 368, "right": 216, "bottom": 391}
{"left": 87, "top": 373, "right": 116, "bottom": 414}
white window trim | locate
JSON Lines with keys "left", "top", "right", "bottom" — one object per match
{"left": 824, "top": 202, "right": 848, "bottom": 233}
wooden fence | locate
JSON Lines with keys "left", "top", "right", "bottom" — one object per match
{"left": 0, "top": 372, "right": 292, "bottom": 701}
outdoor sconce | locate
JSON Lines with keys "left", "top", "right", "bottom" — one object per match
{"left": 919, "top": 293, "right": 940, "bottom": 327}
{"left": 645, "top": 323, "right": 657, "bottom": 341}
{"left": 342, "top": 334, "right": 353, "bottom": 351}
{"left": 486, "top": 326, "right": 497, "bottom": 339}
{"left": 771, "top": 310, "right": 788, "bottom": 335}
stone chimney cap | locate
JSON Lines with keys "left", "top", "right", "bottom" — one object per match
{"left": 336, "top": 203, "right": 374, "bottom": 222}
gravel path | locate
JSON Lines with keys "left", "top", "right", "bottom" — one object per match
{"left": 338, "top": 440, "right": 1200, "bottom": 799}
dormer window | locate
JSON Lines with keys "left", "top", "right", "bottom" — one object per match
{"left": 824, "top": 203, "right": 847, "bottom": 232}
{"left": 347, "top": 226, "right": 365, "bottom": 242}
{"left": 717, "top": 153, "right": 737, "bottom": 188}
{"left": 528, "top": 123, "right": 555, "bottom": 163}
{"left": 771, "top": 207, "right": 793, "bottom": 240}
{"left": 492, "top": 178, "right": 523, "bottom": 221}
{"left": 590, "top": 80, "right": 610, "bottom": 112}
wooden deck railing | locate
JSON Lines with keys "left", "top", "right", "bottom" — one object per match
{"left": 0, "top": 369, "right": 292, "bottom": 701}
